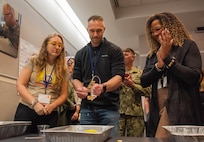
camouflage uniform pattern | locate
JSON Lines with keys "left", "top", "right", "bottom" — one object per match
{"left": 58, "top": 80, "right": 81, "bottom": 126}
{"left": 119, "top": 66, "right": 151, "bottom": 137}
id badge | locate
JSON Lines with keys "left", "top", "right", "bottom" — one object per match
{"left": 157, "top": 76, "right": 167, "bottom": 89}
{"left": 38, "top": 94, "right": 51, "bottom": 104}
{"left": 163, "top": 76, "right": 167, "bottom": 87}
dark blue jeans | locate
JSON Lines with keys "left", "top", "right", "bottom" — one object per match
{"left": 80, "top": 107, "right": 119, "bottom": 137}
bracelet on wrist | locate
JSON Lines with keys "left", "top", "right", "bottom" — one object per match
{"left": 30, "top": 99, "right": 38, "bottom": 109}
{"left": 155, "top": 63, "right": 164, "bottom": 72}
{"left": 166, "top": 57, "right": 176, "bottom": 69}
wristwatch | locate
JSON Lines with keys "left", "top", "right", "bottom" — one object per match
{"left": 102, "top": 84, "right": 107, "bottom": 93}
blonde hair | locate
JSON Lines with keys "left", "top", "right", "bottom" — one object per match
{"left": 145, "top": 12, "right": 192, "bottom": 57}
{"left": 31, "top": 33, "right": 67, "bottom": 88}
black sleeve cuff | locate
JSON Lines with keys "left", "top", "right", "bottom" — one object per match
{"left": 164, "top": 56, "right": 176, "bottom": 69}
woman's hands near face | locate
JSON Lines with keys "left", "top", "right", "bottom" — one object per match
{"left": 158, "top": 28, "right": 174, "bottom": 59}
{"left": 156, "top": 50, "right": 165, "bottom": 68}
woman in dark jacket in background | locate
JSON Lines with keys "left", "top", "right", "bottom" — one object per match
{"left": 140, "top": 12, "right": 202, "bottom": 138}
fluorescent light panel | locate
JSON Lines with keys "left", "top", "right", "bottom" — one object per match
{"left": 25, "top": 0, "right": 89, "bottom": 51}
{"left": 55, "top": 0, "right": 89, "bottom": 42}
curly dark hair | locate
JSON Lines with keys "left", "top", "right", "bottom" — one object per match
{"left": 145, "top": 12, "right": 192, "bottom": 57}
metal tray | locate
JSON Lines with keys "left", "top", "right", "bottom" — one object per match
{"left": 42, "top": 125, "right": 114, "bottom": 142}
{"left": 163, "top": 125, "right": 204, "bottom": 142}
{"left": 0, "top": 121, "right": 31, "bottom": 139}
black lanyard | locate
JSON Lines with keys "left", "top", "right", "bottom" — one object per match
{"left": 43, "top": 64, "right": 55, "bottom": 94}
{"left": 89, "top": 42, "right": 104, "bottom": 77}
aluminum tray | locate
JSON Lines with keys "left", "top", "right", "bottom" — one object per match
{"left": 163, "top": 125, "right": 204, "bottom": 142}
{"left": 42, "top": 125, "right": 113, "bottom": 142}
{"left": 0, "top": 121, "right": 31, "bottom": 139}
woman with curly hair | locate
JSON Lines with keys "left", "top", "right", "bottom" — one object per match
{"left": 14, "top": 33, "right": 69, "bottom": 133}
{"left": 140, "top": 12, "right": 202, "bottom": 138}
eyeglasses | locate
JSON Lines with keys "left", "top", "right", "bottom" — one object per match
{"left": 47, "top": 41, "right": 64, "bottom": 49}
{"left": 150, "top": 26, "right": 163, "bottom": 35}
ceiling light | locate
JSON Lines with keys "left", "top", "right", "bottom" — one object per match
{"left": 25, "top": 0, "right": 89, "bottom": 52}
{"left": 55, "top": 0, "right": 89, "bottom": 42}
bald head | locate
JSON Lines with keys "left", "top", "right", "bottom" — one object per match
{"left": 3, "top": 3, "right": 14, "bottom": 15}
{"left": 3, "top": 3, "right": 16, "bottom": 27}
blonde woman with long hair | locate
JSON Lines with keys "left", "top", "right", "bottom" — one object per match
{"left": 14, "top": 33, "right": 69, "bottom": 133}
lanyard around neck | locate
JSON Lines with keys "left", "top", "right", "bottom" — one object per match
{"left": 89, "top": 42, "right": 104, "bottom": 77}
{"left": 43, "top": 64, "right": 55, "bottom": 94}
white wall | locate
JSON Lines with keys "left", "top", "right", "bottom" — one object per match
{"left": 0, "top": 0, "right": 70, "bottom": 120}
{"left": 0, "top": 0, "right": 204, "bottom": 121}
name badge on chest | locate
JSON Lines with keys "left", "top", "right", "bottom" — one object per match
{"left": 157, "top": 76, "right": 168, "bottom": 89}
{"left": 38, "top": 94, "right": 51, "bottom": 104}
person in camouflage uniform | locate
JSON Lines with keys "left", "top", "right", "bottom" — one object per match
{"left": 119, "top": 48, "right": 151, "bottom": 137}
{"left": 58, "top": 58, "right": 81, "bottom": 126}
{"left": 0, "top": 3, "right": 20, "bottom": 50}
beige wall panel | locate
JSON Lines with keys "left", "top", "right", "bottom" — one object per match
{"left": 0, "top": 80, "right": 19, "bottom": 120}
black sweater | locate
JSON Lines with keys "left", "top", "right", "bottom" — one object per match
{"left": 141, "top": 39, "right": 203, "bottom": 136}
{"left": 73, "top": 38, "right": 125, "bottom": 111}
